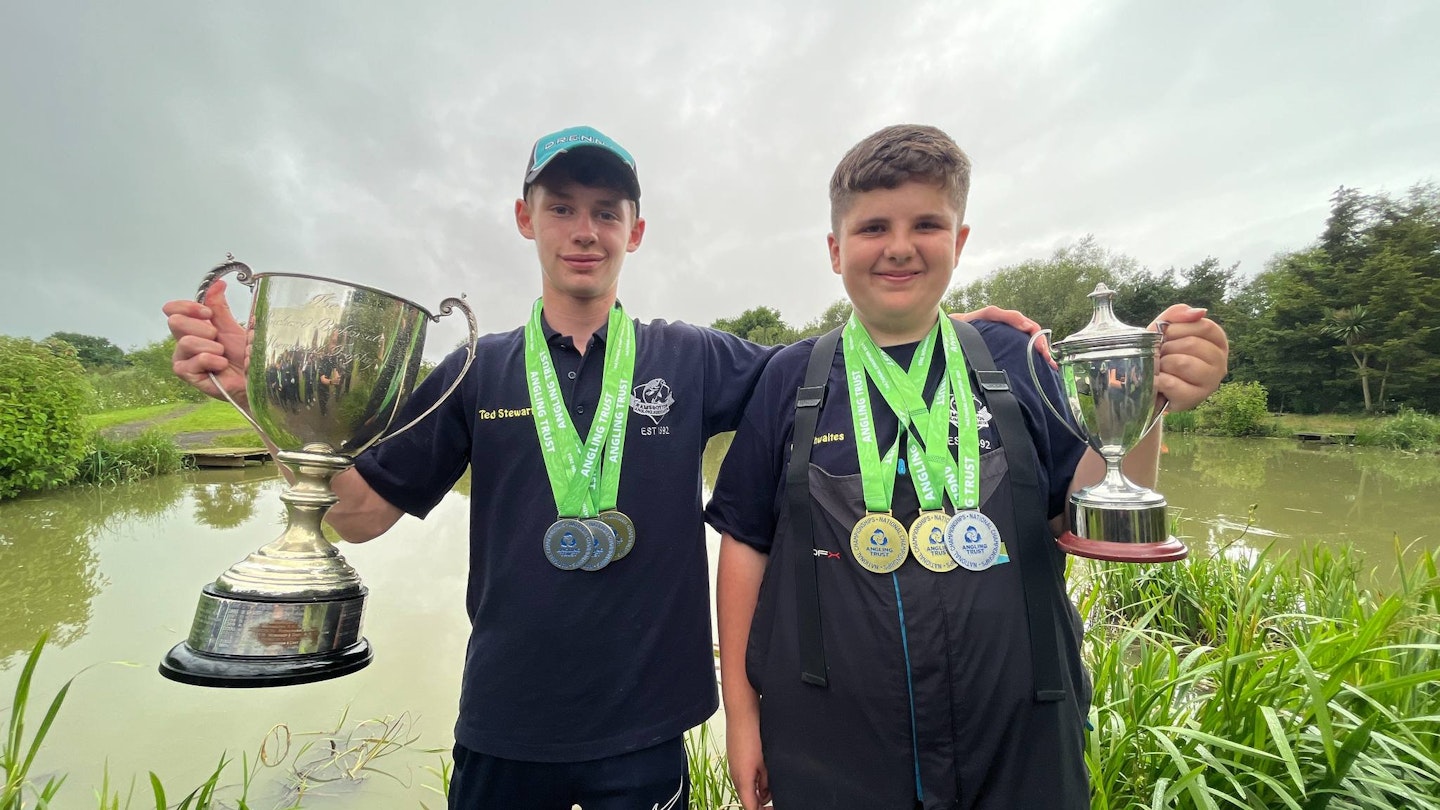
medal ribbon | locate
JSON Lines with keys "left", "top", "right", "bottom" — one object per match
{"left": 524, "top": 299, "right": 636, "bottom": 517}
{"left": 846, "top": 317, "right": 943, "bottom": 511}
{"left": 846, "top": 312, "right": 982, "bottom": 512}
{"left": 842, "top": 318, "right": 904, "bottom": 514}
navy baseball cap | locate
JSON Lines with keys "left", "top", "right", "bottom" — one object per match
{"left": 523, "top": 125, "right": 641, "bottom": 204}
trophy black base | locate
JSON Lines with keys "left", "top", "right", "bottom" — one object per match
{"left": 159, "top": 583, "right": 372, "bottom": 688}
{"left": 1057, "top": 531, "right": 1188, "bottom": 563}
{"left": 159, "top": 637, "right": 373, "bottom": 688}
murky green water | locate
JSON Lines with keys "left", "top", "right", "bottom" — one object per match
{"left": 0, "top": 436, "right": 1434, "bottom": 806}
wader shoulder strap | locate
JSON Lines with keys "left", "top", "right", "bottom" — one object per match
{"left": 950, "top": 320, "right": 1067, "bottom": 703}
{"left": 789, "top": 327, "right": 842, "bottom": 687}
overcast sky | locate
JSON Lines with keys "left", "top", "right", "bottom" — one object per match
{"left": 3, "top": 1, "right": 1436, "bottom": 353}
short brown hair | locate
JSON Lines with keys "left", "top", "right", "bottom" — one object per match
{"left": 829, "top": 124, "right": 971, "bottom": 231}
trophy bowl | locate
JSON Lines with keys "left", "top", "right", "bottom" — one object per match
{"left": 1027, "top": 284, "right": 1187, "bottom": 563}
{"left": 159, "top": 257, "right": 477, "bottom": 687}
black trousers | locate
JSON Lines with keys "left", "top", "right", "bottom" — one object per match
{"left": 448, "top": 736, "right": 688, "bottom": 810}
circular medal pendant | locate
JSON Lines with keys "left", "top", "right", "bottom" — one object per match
{"left": 598, "top": 510, "right": 637, "bottom": 561}
{"left": 544, "top": 518, "right": 594, "bottom": 571}
{"left": 580, "top": 518, "right": 619, "bottom": 571}
{"left": 944, "top": 510, "right": 1003, "bottom": 571}
{"left": 849, "top": 513, "right": 909, "bottom": 574}
{"left": 909, "top": 511, "right": 958, "bottom": 573}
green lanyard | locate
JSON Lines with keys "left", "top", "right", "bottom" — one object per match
{"left": 843, "top": 313, "right": 981, "bottom": 512}
{"left": 523, "top": 300, "right": 635, "bottom": 517}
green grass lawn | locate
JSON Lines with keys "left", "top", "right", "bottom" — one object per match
{"left": 1271, "top": 412, "right": 1371, "bottom": 435}
{"left": 86, "top": 399, "right": 257, "bottom": 442}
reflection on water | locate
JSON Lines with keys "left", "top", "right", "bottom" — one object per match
{"left": 703, "top": 433, "right": 1438, "bottom": 562}
{"left": 1160, "top": 435, "right": 1436, "bottom": 562}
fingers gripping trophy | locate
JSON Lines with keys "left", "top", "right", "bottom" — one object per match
{"left": 159, "top": 257, "right": 477, "bottom": 687}
{"left": 1027, "top": 284, "right": 1188, "bottom": 564}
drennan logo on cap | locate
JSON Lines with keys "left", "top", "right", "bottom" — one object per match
{"left": 632, "top": 377, "right": 675, "bottom": 435}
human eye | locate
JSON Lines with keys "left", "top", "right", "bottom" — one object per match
{"left": 597, "top": 209, "right": 622, "bottom": 223}
{"left": 550, "top": 204, "right": 573, "bottom": 216}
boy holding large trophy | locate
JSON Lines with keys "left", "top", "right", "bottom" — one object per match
{"left": 706, "top": 124, "right": 1227, "bottom": 809}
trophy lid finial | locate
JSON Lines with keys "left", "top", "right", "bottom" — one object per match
{"left": 1054, "top": 283, "right": 1160, "bottom": 352}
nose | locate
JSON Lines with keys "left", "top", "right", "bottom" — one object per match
{"left": 572, "top": 213, "right": 599, "bottom": 245}
{"left": 884, "top": 230, "right": 914, "bottom": 263}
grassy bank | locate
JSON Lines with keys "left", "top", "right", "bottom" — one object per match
{"left": 86, "top": 400, "right": 259, "bottom": 447}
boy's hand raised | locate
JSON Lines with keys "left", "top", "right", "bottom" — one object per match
{"left": 161, "top": 279, "right": 252, "bottom": 407}
{"left": 1151, "top": 304, "right": 1228, "bottom": 412}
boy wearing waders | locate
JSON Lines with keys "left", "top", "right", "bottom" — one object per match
{"left": 708, "top": 124, "right": 1229, "bottom": 809}
{"left": 163, "top": 125, "right": 1046, "bottom": 809}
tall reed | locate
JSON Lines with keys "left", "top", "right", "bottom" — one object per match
{"left": 1078, "top": 542, "right": 1440, "bottom": 808}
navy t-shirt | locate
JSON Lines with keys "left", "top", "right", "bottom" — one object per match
{"left": 354, "top": 316, "right": 776, "bottom": 762}
{"left": 705, "top": 321, "right": 1087, "bottom": 552}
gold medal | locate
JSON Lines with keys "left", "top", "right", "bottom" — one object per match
{"left": 598, "top": 510, "right": 637, "bottom": 561}
{"left": 849, "top": 512, "right": 909, "bottom": 574}
{"left": 909, "top": 511, "right": 958, "bottom": 573}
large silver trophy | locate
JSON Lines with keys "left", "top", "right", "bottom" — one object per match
{"left": 1027, "top": 284, "right": 1187, "bottom": 563}
{"left": 160, "top": 257, "right": 477, "bottom": 687}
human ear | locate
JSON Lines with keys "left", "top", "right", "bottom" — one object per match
{"left": 828, "top": 233, "right": 842, "bottom": 276}
{"left": 515, "top": 199, "right": 536, "bottom": 240}
{"left": 627, "top": 216, "right": 646, "bottom": 253}
{"left": 952, "top": 224, "right": 971, "bottom": 267}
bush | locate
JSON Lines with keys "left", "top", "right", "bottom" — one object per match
{"left": 0, "top": 336, "right": 93, "bottom": 498}
{"left": 73, "top": 430, "right": 186, "bottom": 485}
{"left": 1163, "top": 408, "right": 1199, "bottom": 434}
{"left": 1197, "top": 380, "right": 1272, "bottom": 437}
{"left": 1355, "top": 407, "right": 1440, "bottom": 451}
{"left": 88, "top": 365, "right": 201, "bottom": 410}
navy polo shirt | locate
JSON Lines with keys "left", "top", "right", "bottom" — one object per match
{"left": 354, "top": 315, "right": 777, "bottom": 762}
{"left": 705, "top": 320, "right": 1087, "bottom": 552}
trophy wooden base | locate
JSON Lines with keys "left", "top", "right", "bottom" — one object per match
{"left": 159, "top": 637, "right": 373, "bottom": 688}
{"left": 1057, "top": 531, "right": 1188, "bottom": 563}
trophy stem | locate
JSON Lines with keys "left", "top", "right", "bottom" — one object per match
{"left": 212, "top": 449, "right": 363, "bottom": 599}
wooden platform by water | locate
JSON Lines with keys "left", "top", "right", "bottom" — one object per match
{"left": 185, "top": 447, "right": 272, "bottom": 467}
{"left": 1294, "top": 431, "right": 1357, "bottom": 445}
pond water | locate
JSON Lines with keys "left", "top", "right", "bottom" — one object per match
{"left": 0, "top": 436, "right": 1434, "bottom": 807}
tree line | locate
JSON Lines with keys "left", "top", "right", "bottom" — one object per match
{"left": 711, "top": 184, "right": 1440, "bottom": 415}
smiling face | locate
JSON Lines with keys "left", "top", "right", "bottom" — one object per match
{"left": 515, "top": 176, "right": 645, "bottom": 306}
{"left": 828, "top": 180, "right": 970, "bottom": 346}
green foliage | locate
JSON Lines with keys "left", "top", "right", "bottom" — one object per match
{"left": 1163, "top": 408, "right": 1200, "bottom": 434}
{"left": 0, "top": 337, "right": 93, "bottom": 499}
{"left": 1197, "top": 381, "right": 1273, "bottom": 437}
{"left": 1079, "top": 542, "right": 1440, "bottom": 808}
{"left": 944, "top": 235, "right": 1135, "bottom": 339}
{"left": 798, "top": 299, "right": 852, "bottom": 337}
{"left": 1233, "top": 184, "right": 1440, "bottom": 413}
{"left": 686, "top": 724, "right": 740, "bottom": 809}
{"left": 73, "top": 431, "right": 186, "bottom": 486}
{"left": 88, "top": 367, "right": 201, "bottom": 411}
{"left": 711, "top": 306, "right": 800, "bottom": 345}
{"left": 1, "top": 633, "right": 71, "bottom": 810}
{"left": 45, "top": 332, "right": 127, "bottom": 370}
{"left": 1353, "top": 406, "right": 1440, "bottom": 450}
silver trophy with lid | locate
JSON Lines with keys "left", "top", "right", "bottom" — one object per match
{"left": 160, "top": 257, "right": 477, "bottom": 687}
{"left": 1027, "top": 284, "right": 1187, "bottom": 563}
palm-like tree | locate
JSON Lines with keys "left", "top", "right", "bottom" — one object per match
{"left": 1321, "top": 305, "right": 1376, "bottom": 411}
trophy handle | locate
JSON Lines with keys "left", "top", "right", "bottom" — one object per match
{"left": 194, "top": 256, "right": 277, "bottom": 449}
{"left": 375, "top": 295, "right": 480, "bottom": 444}
{"left": 1026, "top": 329, "right": 1089, "bottom": 445}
